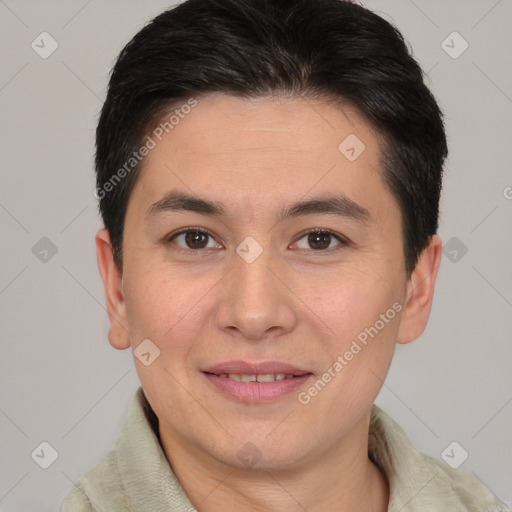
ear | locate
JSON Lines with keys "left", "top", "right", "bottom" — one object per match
{"left": 396, "top": 234, "right": 442, "bottom": 345}
{"left": 95, "top": 228, "right": 131, "bottom": 350}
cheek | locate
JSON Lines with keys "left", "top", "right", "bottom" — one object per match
{"left": 313, "top": 267, "right": 399, "bottom": 340}
{"left": 313, "top": 272, "right": 402, "bottom": 396}
{"left": 123, "top": 266, "right": 206, "bottom": 352}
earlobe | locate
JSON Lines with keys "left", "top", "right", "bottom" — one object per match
{"left": 396, "top": 234, "right": 443, "bottom": 345}
{"left": 95, "top": 229, "right": 131, "bottom": 350}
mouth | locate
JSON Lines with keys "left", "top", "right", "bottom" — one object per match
{"left": 201, "top": 360, "right": 313, "bottom": 402}
{"left": 203, "top": 371, "right": 305, "bottom": 382}
{"left": 202, "top": 359, "right": 312, "bottom": 376}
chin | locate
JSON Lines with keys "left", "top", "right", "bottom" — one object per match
{"left": 215, "top": 434, "right": 309, "bottom": 472}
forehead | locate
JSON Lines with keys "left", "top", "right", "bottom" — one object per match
{"left": 154, "top": 93, "right": 380, "bottom": 160}
{"left": 129, "top": 93, "right": 396, "bottom": 224}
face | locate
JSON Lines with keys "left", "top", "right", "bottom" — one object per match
{"left": 97, "top": 93, "right": 439, "bottom": 470}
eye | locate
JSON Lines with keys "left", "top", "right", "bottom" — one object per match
{"left": 294, "top": 228, "right": 348, "bottom": 252}
{"left": 165, "top": 227, "right": 221, "bottom": 251}
{"left": 165, "top": 227, "right": 349, "bottom": 253}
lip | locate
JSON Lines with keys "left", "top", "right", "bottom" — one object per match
{"left": 202, "top": 360, "right": 311, "bottom": 376}
{"left": 201, "top": 360, "right": 313, "bottom": 403}
{"left": 203, "top": 373, "right": 313, "bottom": 402}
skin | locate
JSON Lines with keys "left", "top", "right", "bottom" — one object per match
{"left": 96, "top": 92, "right": 442, "bottom": 512}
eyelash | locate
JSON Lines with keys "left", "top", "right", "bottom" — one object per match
{"left": 164, "top": 227, "right": 350, "bottom": 254}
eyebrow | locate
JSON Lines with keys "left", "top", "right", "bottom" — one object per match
{"left": 145, "top": 189, "right": 372, "bottom": 224}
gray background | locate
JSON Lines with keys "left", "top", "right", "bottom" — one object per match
{"left": 0, "top": 0, "right": 511, "bottom": 510}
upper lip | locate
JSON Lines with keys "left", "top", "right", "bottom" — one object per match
{"left": 202, "top": 360, "right": 312, "bottom": 376}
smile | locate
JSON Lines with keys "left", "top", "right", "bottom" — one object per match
{"left": 207, "top": 372, "right": 297, "bottom": 382}
{"left": 202, "top": 371, "right": 313, "bottom": 402}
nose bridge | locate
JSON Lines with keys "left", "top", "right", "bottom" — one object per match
{"left": 234, "top": 239, "right": 273, "bottom": 301}
{"left": 216, "top": 237, "right": 296, "bottom": 340}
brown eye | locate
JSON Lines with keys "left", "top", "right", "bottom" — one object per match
{"left": 167, "top": 228, "right": 220, "bottom": 250}
{"left": 307, "top": 231, "right": 331, "bottom": 250}
{"left": 184, "top": 230, "right": 209, "bottom": 249}
{"left": 295, "top": 229, "right": 347, "bottom": 252}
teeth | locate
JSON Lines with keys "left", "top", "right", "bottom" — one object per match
{"left": 256, "top": 373, "right": 275, "bottom": 382}
{"left": 215, "top": 373, "right": 297, "bottom": 382}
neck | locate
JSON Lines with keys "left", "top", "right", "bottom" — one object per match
{"left": 158, "top": 411, "right": 389, "bottom": 512}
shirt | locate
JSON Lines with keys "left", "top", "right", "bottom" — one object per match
{"left": 61, "top": 386, "right": 511, "bottom": 511}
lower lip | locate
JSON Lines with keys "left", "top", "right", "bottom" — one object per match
{"left": 203, "top": 372, "right": 313, "bottom": 402}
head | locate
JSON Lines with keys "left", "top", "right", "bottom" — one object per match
{"left": 95, "top": 0, "right": 446, "bottom": 470}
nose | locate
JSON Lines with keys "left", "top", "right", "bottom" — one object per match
{"left": 215, "top": 242, "right": 297, "bottom": 342}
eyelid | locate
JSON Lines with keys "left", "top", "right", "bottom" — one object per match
{"left": 164, "top": 226, "right": 219, "bottom": 246}
{"left": 165, "top": 226, "right": 212, "bottom": 240}
{"left": 293, "top": 227, "right": 351, "bottom": 251}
